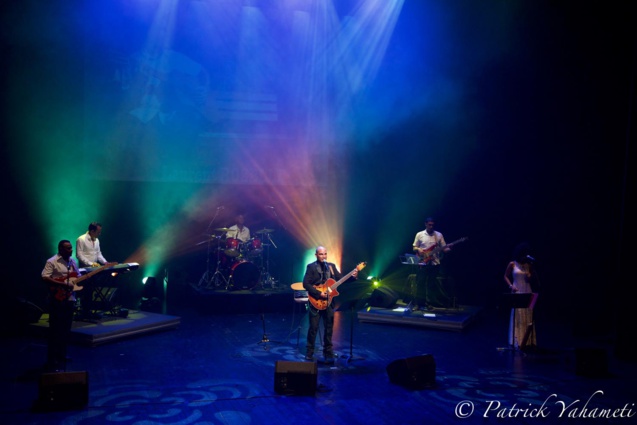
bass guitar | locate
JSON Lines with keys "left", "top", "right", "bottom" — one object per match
{"left": 417, "top": 237, "right": 468, "bottom": 264}
{"left": 308, "top": 262, "right": 367, "bottom": 310}
{"left": 50, "top": 262, "right": 118, "bottom": 301}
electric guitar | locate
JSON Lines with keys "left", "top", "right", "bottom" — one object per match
{"left": 50, "top": 262, "right": 118, "bottom": 301}
{"left": 308, "top": 262, "right": 367, "bottom": 310}
{"left": 417, "top": 237, "right": 468, "bottom": 264}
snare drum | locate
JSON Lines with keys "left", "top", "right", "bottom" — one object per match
{"left": 248, "top": 238, "right": 263, "bottom": 257}
{"left": 224, "top": 238, "right": 241, "bottom": 257}
{"left": 229, "top": 260, "right": 260, "bottom": 290}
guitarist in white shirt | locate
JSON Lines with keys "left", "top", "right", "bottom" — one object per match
{"left": 41, "top": 240, "right": 80, "bottom": 372}
{"left": 412, "top": 217, "right": 453, "bottom": 310}
{"left": 302, "top": 246, "right": 359, "bottom": 362}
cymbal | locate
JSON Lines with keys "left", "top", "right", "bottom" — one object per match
{"left": 214, "top": 227, "right": 231, "bottom": 232}
{"left": 255, "top": 228, "right": 275, "bottom": 234}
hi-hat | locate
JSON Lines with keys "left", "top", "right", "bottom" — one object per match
{"left": 214, "top": 227, "right": 231, "bottom": 232}
{"left": 255, "top": 228, "right": 275, "bottom": 234}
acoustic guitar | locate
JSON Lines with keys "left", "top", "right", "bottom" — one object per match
{"left": 308, "top": 262, "right": 367, "bottom": 310}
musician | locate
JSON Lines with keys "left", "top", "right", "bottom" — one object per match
{"left": 76, "top": 222, "right": 112, "bottom": 319}
{"left": 76, "top": 222, "right": 108, "bottom": 268}
{"left": 41, "top": 240, "right": 80, "bottom": 372}
{"left": 412, "top": 217, "right": 453, "bottom": 310}
{"left": 302, "top": 246, "right": 358, "bottom": 362}
{"left": 225, "top": 214, "right": 250, "bottom": 243}
{"left": 503, "top": 242, "right": 538, "bottom": 350}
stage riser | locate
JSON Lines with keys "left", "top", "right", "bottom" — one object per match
{"left": 357, "top": 305, "right": 482, "bottom": 332}
{"left": 194, "top": 292, "right": 293, "bottom": 315}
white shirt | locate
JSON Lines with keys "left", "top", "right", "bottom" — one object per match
{"left": 41, "top": 254, "right": 79, "bottom": 301}
{"left": 226, "top": 225, "right": 250, "bottom": 243}
{"left": 76, "top": 232, "right": 107, "bottom": 267}
{"left": 412, "top": 230, "right": 446, "bottom": 265}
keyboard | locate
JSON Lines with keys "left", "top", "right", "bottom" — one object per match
{"left": 79, "top": 262, "right": 140, "bottom": 274}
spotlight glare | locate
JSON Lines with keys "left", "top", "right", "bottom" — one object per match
{"left": 367, "top": 276, "right": 381, "bottom": 286}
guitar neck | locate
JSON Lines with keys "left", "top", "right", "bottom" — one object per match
{"left": 330, "top": 267, "right": 357, "bottom": 291}
{"left": 420, "top": 237, "right": 467, "bottom": 258}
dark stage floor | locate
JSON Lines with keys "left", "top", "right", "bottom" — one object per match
{"left": 2, "top": 284, "right": 636, "bottom": 425}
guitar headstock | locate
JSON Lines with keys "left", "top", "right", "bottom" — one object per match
{"left": 356, "top": 262, "right": 367, "bottom": 271}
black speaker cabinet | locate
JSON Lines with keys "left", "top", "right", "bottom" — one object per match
{"left": 36, "top": 371, "right": 89, "bottom": 411}
{"left": 274, "top": 361, "right": 317, "bottom": 395}
{"left": 368, "top": 287, "right": 399, "bottom": 309}
{"left": 386, "top": 354, "right": 436, "bottom": 389}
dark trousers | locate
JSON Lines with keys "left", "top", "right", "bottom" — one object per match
{"left": 306, "top": 305, "right": 334, "bottom": 355}
{"left": 47, "top": 299, "right": 75, "bottom": 369}
{"left": 416, "top": 265, "right": 452, "bottom": 308}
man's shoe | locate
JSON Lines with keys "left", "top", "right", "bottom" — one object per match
{"left": 324, "top": 351, "right": 337, "bottom": 359}
{"left": 323, "top": 355, "right": 336, "bottom": 364}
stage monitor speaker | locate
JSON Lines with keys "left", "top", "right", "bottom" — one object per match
{"left": 36, "top": 371, "right": 89, "bottom": 411}
{"left": 368, "top": 287, "right": 399, "bottom": 309}
{"left": 274, "top": 361, "right": 317, "bottom": 395}
{"left": 386, "top": 354, "right": 436, "bottom": 389}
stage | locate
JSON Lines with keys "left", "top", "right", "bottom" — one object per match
{"left": 189, "top": 282, "right": 294, "bottom": 314}
{"left": 27, "top": 310, "right": 181, "bottom": 347}
{"left": 24, "top": 281, "right": 481, "bottom": 349}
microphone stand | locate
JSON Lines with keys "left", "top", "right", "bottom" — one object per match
{"left": 267, "top": 206, "right": 287, "bottom": 231}
{"left": 200, "top": 208, "right": 223, "bottom": 288}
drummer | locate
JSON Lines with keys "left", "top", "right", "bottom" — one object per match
{"left": 225, "top": 214, "right": 251, "bottom": 245}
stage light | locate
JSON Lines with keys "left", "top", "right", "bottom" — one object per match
{"left": 367, "top": 276, "right": 381, "bottom": 286}
{"left": 140, "top": 276, "right": 162, "bottom": 312}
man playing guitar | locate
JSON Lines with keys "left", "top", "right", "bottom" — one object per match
{"left": 412, "top": 217, "right": 454, "bottom": 310}
{"left": 302, "top": 246, "right": 360, "bottom": 362}
{"left": 41, "top": 240, "right": 81, "bottom": 372}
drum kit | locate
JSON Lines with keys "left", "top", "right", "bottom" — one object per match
{"left": 198, "top": 227, "right": 277, "bottom": 291}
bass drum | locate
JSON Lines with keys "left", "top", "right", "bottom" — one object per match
{"left": 229, "top": 260, "right": 260, "bottom": 290}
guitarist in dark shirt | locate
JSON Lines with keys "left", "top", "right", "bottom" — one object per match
{"left": 41, "top": 240, "right": 80, "bottom": 372}
{"left": 302, "top": 246, "right": 359, "bottom": 362}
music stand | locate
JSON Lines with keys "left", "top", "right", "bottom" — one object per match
{"left": 334, "top": 282, "right": 371, "bottom": 362}
{"left": 498, "top": 292, "right": 539, "bottom": 351}
{"left": 501, "top": 293, "right": 538, "bottom": 309}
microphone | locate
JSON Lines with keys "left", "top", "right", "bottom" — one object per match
{"left": 217, "top": 206, "right": 225, "bottom": 210}
{"left": 526, "top": 255, "right": 536, "bottom": 262}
